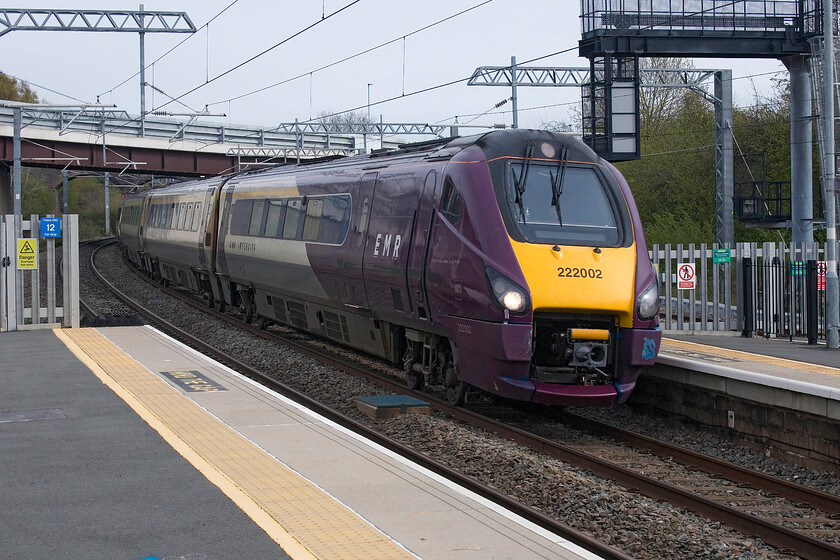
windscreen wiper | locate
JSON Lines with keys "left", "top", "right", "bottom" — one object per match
{"left": 513, "top": 143, "right": 534, "bottom": 223}
{"left": 549, "top": 145, "right": 568, "bottom": 226}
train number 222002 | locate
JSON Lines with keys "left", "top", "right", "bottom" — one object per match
{"left": 557, "top": 267, "right": 603, "bottom": 279}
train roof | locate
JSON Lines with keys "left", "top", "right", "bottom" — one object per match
{"left": 123, "top": 129, "right": 602, "bottom": 198}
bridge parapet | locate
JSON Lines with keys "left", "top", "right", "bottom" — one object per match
{"left": 0, "top": 106, "right": 356, "bottom": 152}
{"left": 0, "top": 105, "right": 358, "bottom": 177}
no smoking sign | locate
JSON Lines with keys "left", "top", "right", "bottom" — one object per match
{"left": 678, "top": 263, "right": 696, "bottom": 290}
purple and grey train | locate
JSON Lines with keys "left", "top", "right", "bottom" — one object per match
{"left": 117, "top": 129, "right": 661, "bottom": 406}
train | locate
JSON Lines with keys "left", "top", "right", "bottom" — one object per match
{"left": 117, "top": 129, "right": 661, "bottom": 406}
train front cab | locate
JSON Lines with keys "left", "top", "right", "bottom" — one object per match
{"left": 116, "top": 193, "right": 149, "bottom": 270}
{"left": 426, "top": 131, "right": 660, "bottom": 406}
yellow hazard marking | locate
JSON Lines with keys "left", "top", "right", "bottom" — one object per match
{"left": 16, "top": 239, "right": 37, "bottom": 269}
{"left": 662, "top": 337, "right": 840, "bottom": 378}
{"left": 54, "top": 328, "right": 417, "bottom": 560}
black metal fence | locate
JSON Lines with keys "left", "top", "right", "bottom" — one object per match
{"left": 743, "top": 257, "right": 825, "bottom": 342}
{"left": 650, "top": 242, "right": 830, "bottom": 343}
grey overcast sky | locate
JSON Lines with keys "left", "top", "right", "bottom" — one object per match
{"left": 2, "top": 1, "right": 788, "bottom": 134}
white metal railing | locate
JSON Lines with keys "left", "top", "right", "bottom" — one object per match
{"left": 1, "top": 214, "right": 79, "bottom": 332}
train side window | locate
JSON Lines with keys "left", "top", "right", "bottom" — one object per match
{"left": 185, "top": 203, "right": 195, "bottom": 231}
{"left": 440, "top": 179, "right": 461, "bottom": 226}
{"left": 249, "top": 200, "right": 266, "bottom": 236}
{"left": 159, "top": 204, "right": 168, "bottom": 228}
{"left": 192, "top": 202, "right": 202, "bottom": 231}
{"left": 230, "top": 200, "right": 253, "bottom": 236}
{"left": 265, "top": 200, "right": 286, "bottom": 238}
{"left": 167, "top": 203, "right": 176, "bottom": 229}
{"left": 178, "top": 203, "right": 188, "bottom": 230}
{"left": 356, "top": 196, "right": 370, "bottom": 247}
{"left": 302, "top": 198, "right": 323, "bottom": 241}
{"left": 319, "top": 195, "right": 351, "bottom": 244}
{"left": 282, "top": 198, "right": 303, "bottom": 239}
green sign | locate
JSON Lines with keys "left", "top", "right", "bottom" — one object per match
{"left": 712, "top": 248, "right": 731, "bottom": 264}
{"left": 792, "top": 261, "right": 806, "bottom": 276}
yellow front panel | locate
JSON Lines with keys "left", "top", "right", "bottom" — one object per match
{"left": 511, "top": 241, "right": 637, "bottom": 327}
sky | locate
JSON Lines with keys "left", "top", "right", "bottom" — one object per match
{"left": 1, "top": 1, "right": 790, "bottom": 138}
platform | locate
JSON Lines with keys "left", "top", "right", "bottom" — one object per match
{"left": 0, "top": 326, "right": 599, "bottom": 560}
{"left": 654, "top": 335, "right": 840, "bottom": 419}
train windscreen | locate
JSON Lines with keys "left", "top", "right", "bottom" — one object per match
{"left": 505, "top": 162, "right": 625, "bottom": 246}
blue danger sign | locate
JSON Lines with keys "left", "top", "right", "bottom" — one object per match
{"left": 40, "top": 217, "right": 61, "bottom": 238}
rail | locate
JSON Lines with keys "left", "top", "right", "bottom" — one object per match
{"left": 90, "top": 241, "right": 633, "bottom": 560}
{"left": 94, "top": 242, "right": 840, "bottom": 559}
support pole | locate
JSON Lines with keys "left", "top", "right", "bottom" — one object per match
{"left": 62, "top": 170, "right": 69, "bottom": 214}
{"left": 0, "top": 168, "right": 10, "bottom": 216}
{"left": 822, "top": 1, "right": 838, "bottom": 348}
{"left": 714, "top": 70, "right": 734, "bottom": 247}
{"left": 510, "top": 56, "right": 519, "bottom": 129}
{"left": 139, "top": 4, "right": 146, "bottom": 137}
{"left": 13, "top": 107, "right": 21, "bottom": 237}
{"left": 784, "top": 55, "right": 815, "bottom": 245}
{"left": 104, "top": 172, "right": 111, "bottom": 235}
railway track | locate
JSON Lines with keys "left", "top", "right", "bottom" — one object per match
{"left": 83, "top": 239, "right": 633, "bottom": 560}
{"left": 86, "top": 239, "right": 840, "bottom": 560}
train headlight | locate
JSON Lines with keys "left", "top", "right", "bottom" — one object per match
{"left": 637, "top": 281, "right": 660, "bottom": 320}
{"left": 485, "top": 267, "right": 530, "bottom": 315}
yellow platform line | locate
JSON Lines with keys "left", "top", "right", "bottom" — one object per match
{"left": 55, "top": 328, "right": 416, "bottom": 560}
{"left": 661, "top": 337, "right": 840, "bottom": 378}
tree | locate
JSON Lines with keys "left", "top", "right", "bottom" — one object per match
{"left": 638, "top": 57, "right": 695, "bottom": 136}
{"left": 317, "top": 109, "right": 374, "bottom": 124}
{"left": 0, "top": 72, "right": 38, "bottom": 103}
{"left": 618, "top": 71, "right": 717, "bottom": 244}
{"left": 616, "top": 57, "right": 796, "bottom": 246}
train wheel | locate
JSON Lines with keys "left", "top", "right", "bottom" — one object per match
{"left": 444, "top": 362, "right": 466, "bottom": 406}
{"left": 405, "top": 363, "right": 424, "bottom": 391}
{"left": 445, "top": 381, "right": 467, "bottom": 406}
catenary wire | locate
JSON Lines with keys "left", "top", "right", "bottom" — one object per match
{"left": 148, "top": 1, "right": 361, "bottom": 115}
{"left": 205, "top": 0, "right": 495, "bottom": 108}
{"left": 97, "top": 0, "right": 241, "bottom": 101}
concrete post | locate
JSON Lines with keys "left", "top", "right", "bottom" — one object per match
{"left": 714, "top": 70, "right": 734, "bottom": 248}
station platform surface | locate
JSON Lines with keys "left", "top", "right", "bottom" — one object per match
{"left": 0, "top": 326, "right": 598, "bottom": 560}
{"left": 655, "top": 334, "right": 840, "bottom": 419}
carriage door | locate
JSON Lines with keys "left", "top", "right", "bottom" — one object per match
{"left": 339, "top": 172, "right": 377, "bottom": 309}
{"left": 405, "top": 170, "right": 438, "bottom": 321}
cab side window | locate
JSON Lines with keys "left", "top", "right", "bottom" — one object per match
{"left": 440, "top": 179, "right": 461, "bottom": 226}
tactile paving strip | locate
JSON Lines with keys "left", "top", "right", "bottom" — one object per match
{"left": 56, "top": 328, "right": 417, "bottom": 560}
{"left": 661, "top": 338, "right": 840, "bottom": 378}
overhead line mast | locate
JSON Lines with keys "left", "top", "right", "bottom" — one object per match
{"left": 0, "top": 7, "right": 197, "bottom": 136}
